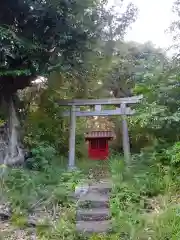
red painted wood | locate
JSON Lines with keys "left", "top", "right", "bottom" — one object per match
{"left": 88, "top": 138, "right": 109, "bottom": 160}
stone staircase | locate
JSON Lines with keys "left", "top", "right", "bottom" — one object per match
{"left": 76, "top": 180, "right": 112, "bottom": 234}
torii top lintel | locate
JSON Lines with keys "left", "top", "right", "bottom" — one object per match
{"left": 58, "top": 95, "right": 143, "bottom": 106}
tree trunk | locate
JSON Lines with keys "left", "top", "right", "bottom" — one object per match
{"left": 0, "top": 95, "right": 24, "bottom": 166}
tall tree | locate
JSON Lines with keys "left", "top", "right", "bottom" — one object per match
{"left": 100, "top": 41, "right": 168, "bottom": 151}
{"left": 0, "top": 0, "right": 104, "bottom": 165}
{"left": 0, "top": 0, "right": 138, "bottom": 164}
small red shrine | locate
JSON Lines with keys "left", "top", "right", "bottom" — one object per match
{"left": 85, "top": 131, "right": 114, "bottom": 160}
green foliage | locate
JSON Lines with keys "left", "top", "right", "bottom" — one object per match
{"left": 11, "top": 212, "right": 28, "bottom": 228}
{"left": 0, "top": 0, "right": 101, "bottom": 75}
{"left": 0, "top": 158, "right": 112, "bottom": 239}
{"left": 1, "top": 163, "right": 90, "bottom": 238}
{"left": 166, "top": 141, "right": 180, "bottom": 165}
{"left": 1, "top": 1, "right": 180, "bottom": 239}
{"left": 25, "top": 144, "right": 57, "bottom": 171}
{"left": 24, "top": 87, "right": 87, "bottom": 157}
{"left": 0, "top": 0, "right": 137, "bottom": 100}
{"left": 128, "top": 64, "right": 180, "bottom": 151}
{"left": 36, "top": 213, "right": 77, "bottom": 240}
{"left": 110, "top": 148, "right": 180, "bottom": 239}
{"left": 3, "top": 160, "right": 84, "bottom": 211}
{"left": 147, "top": 206, "right": 180, "bottom": 239}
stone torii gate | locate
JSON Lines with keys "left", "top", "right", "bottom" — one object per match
{"left": 59, "top": 95, "right": 142, "bottom": 169}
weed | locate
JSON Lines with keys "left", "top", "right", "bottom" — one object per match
{"left": 110, "top": 150, "right": 180, "bottom": 239}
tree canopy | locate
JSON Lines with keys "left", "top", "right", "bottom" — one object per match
{"left": 0, "top": 0, "right": 138, "bottom": 165}
{"left": 0, "top": 0, "right": 103, "bottom": 94}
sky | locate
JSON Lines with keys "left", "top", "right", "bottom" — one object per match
{"left": 109, "top": 0, "right": 175, "bottom": 50}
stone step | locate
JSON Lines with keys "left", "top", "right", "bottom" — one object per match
{"left": 89, "top": 182, "right": 111, "bottom": 194}
{"left": 76, "top": 208, "right": 110, "bottom": 221}
{"left": 78, "top": 192, "right": 109, "bottom": 208}
{"left": 76, "top": 220, "right": 111, "bottom": 233}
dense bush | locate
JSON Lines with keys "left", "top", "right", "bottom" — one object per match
{"left": 166, "top": 141, "right": 180, "bottom": 166}
{"left": 24, "top": 144, "right": 57, "bottom": 171}
{"left": 0, "top": 158, "right": 88, "bottom": 239}
{"left": 110, "top": 146, "right": 180, "bottom": 239}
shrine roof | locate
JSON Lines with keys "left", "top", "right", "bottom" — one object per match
{"left": 85, "top": 131, "right": 115, "bottom": 139}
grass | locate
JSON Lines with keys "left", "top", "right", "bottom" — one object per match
{"left": 0, "top": 159, "right": 84, "bottom": 239}
{"left": 1, "top": 149, "right": 180, "bottom": 239}
{"left": 0, "top": 156, "right": 112, "bottom": 240}
{"left": 77, "top": 159, "right": 110, "bottom": 180}
{"left": 110, "top": 154, "right": 180, "bottom": 239}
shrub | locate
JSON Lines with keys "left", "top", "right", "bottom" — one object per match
{"left": 109, "top": 150, "right": 180, "bottom": 239}
{"left": 166, "top": 141, "right": 180, "bottom": 166}
{"left": 25, "top": 143, "right": 57, "bottom": 171}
